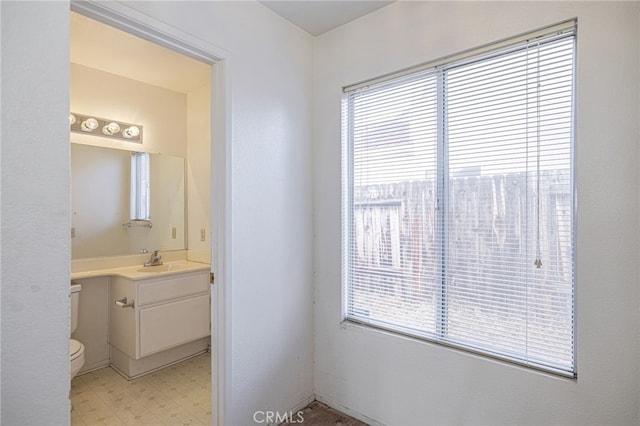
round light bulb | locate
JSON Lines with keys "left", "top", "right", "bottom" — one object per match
{"left": 123, "top": 126, "right": 140, "bottom": 139}
{"left": 81, "top": 118, "right": 99, "bottom": 132}
{"left": 69, "top": 114, "right": 76, "bottom": 126}
{"left": 102, "top": 122, "right": 121, "bottom": 136}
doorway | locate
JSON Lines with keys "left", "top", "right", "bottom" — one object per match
{"left": 69, "top": 2, "right": 229, "bottom": 424}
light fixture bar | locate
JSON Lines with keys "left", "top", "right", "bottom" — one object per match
{"left": 69, "top": 112, "right": 143, "bottom": 143}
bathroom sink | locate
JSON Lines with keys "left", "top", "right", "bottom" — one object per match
{"left": 130, "top": 261, "right": 209, "bottom": 277}
{"left": 137, "top": 264, "right": 181, "bottom": 273}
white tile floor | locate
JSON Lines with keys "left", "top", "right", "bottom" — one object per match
{"left": 71, "top": 354, "right": 211, "bottom": 425}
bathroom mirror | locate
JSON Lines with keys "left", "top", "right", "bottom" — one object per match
{"left": 71, "top": 143, "right": 185, "bottom": 259}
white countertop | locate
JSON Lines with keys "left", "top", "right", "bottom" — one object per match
{"left": 71, "top": 260, "right": 210, "bottom": 281}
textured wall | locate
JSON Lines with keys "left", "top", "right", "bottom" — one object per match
{"left": 1, "top": 2, "right": 71, "bottom": 424}
{"left": 314, "top": 2, "right": 640, "bottom": 425}
{"left": 0, "top": 1, "right": 315, "bottom": 425}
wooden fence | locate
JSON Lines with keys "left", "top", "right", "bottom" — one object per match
{"left": 351, "top": 170, "right": 573, "bottom": 318}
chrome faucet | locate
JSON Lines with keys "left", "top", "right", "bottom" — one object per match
{"left": 144, "top": 250, "right": 163, "bottom": 267}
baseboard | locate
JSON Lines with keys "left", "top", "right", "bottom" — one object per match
{"left": 76, "top": 361, "right": 110, "bottom": 377}
{"left": 289, "top": 393, "right": 316, "bottom": 414}
{"left": 110, "top": 344, "right": 209, "bottom": 380}
{"left": 262, "top": 393, "right": 316, "bottom": 426}
{"left": 77, "top": 360, "right": 110, "bottom": 376}
{"left": 314, "top": 393, "right": 385, "bottom": 426}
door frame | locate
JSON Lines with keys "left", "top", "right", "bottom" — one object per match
{"left": 70, "top": 2, "right": 232, "bottom": 424}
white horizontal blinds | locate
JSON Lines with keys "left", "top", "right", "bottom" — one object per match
{"left": 444, "top": 31, "right": 575, "bottom": 373}
{"left": 345, "top": 70, "right": 440, "bottom": 334}
{"left": 343, "top": 22, "right": 575, "bottom": 376}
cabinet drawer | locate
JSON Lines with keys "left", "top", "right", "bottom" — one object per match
{"left": 139, "top": 294, "right": 210, "bottom": 357}
{"left": 137, "top": 271, "right": 208, "bottom": 306}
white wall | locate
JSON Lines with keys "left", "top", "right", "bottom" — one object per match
{"left": 71, "top": 63, "right": 187, "bottom": 156}
{"left": 314, "top": 2, "right": 640, "bottom": 425}
{"left": 71, "top": 277, "right": 111, "bottom": 373}
{"left": 187, "top": 83, "right": 212, "bottom": 264}
{"left": 2, "top": 1, "right": 315, "bottom": 425}
{"left": 1, "top": 2, "right": 71, "bottom": 424}
{"left": 123, "top": 3, "right": 315, "bottom": 423}
{"left": 1, "top": 2, "right": 3, "bottom": 416}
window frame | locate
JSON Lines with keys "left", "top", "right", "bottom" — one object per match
{"left": 341, "top": 20, "right": 577, "bottom": 378}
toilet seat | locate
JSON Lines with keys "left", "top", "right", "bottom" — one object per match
{"left": 70, "top": 338, "right": 84, "bottom": 360}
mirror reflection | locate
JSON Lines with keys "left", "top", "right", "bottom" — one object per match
{"left": 71, "top": 143, "right": 185, "bottom": 259}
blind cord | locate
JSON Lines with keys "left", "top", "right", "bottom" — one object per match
{"left": 534, "top": 42, "right": 543, "bottom": 269}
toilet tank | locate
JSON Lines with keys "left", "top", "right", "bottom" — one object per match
{"left": 70, "top": 283, "right": 82, "bottom": 334}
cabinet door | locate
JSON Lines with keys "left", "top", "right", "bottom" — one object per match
{"left": 138, "top": 294, "right": 210, "bottom": 357}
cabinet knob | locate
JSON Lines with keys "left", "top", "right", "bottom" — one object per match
{"left": 115, "top": 297, "right": 135, "bottom": 309}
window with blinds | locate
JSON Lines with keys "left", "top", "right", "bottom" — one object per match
{"left": 342, "top": 21, "right": 576, "bottom": 377}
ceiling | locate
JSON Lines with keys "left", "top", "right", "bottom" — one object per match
{"left": 260, "top": 0, "right": 394, "bottom": 36}
{"left": 70, "top": 2, "right": 393, "bottom": 92}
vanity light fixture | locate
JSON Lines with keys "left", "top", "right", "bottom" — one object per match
{"left": 102, "top": 122, "right": 121, "bottom": 136}
{"left": 122, "top": 125, "right": 140, "bottom": 139}
{"left": 81, "top": 117, "right": 99, "bottom": 132}
{"left": 69, "top": 112, "right": 143, "bottom": 143}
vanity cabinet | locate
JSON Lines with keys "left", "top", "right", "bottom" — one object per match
{"left": 109, "top": 270, "right": 210, "bottom": 360}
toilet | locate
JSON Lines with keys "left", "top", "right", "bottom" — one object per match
{"left": 70, "top": 284, "right": 85, "bottom": 380}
